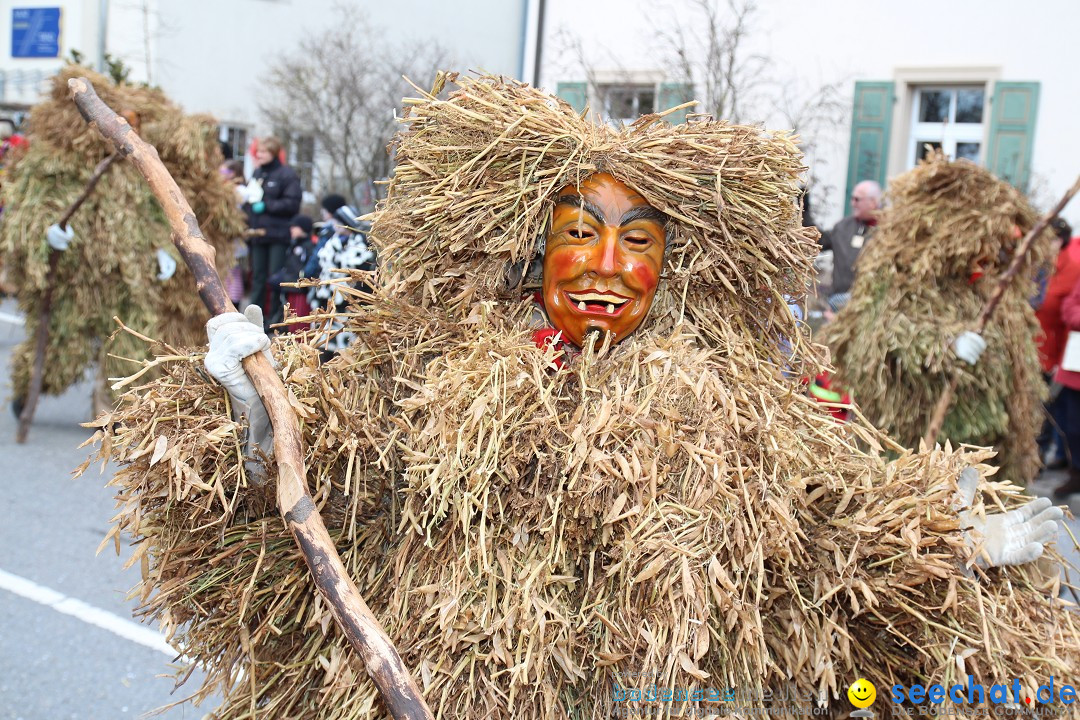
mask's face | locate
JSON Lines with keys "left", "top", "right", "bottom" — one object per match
{"left": 542, "top": 173, "right": 666, "bottom": 348}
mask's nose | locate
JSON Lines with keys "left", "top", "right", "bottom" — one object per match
{"left": 595, "top": 231, "right": 619, "bottom": 277}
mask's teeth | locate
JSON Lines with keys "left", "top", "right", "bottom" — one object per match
{"left": 606, "top": 303, "right": 615, "bottom": 314}
{"left": 578, "top": 300, "right": 587, "bottom": 311}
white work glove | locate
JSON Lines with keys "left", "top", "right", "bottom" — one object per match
{"left": 953, "top": 331, "right": 987, "bottom": 365}
{"left": 205, "top": 306, "right": 273, "bottom": 479}
{"left": 240, "top": 179, "right": 263, "bottom": 205}
{"left": 156, "top": 248, "right": 177, "bottom": 281}
{"left": 954, "top": 467, "right": 1063, "bottom": 568}
{"left": 46, "top": 223, "right": 73, "bottom": 251}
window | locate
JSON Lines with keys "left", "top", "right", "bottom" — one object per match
{"left": 219, "top": 124, "right": 249, "bottom": 162}
{"left": 599, "top": 84, "right": 655, "bottom": 124}
{"left": 909, "top": 86, "right": 985, "bottom": 166}
{"left": 289, "top": 134, "right": 316, "bottom": 195}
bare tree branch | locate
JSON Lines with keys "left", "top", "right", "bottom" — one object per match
{"left": 657, "top": 0, "right": 767, "bottom": 123}
{"left": 258, "top": 4, "right": 449, "bottom": 206}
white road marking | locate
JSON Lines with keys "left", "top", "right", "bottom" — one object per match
{"left": 0, "top": 311, "right": 25, "bottom": 325}
{"left": 0, "top": 568, "right": 176, "bottom": 657}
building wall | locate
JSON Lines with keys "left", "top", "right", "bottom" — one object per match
{"left": 2, "top": 1, "right": 1076, "bottom": 226}
{"left": 0, "top": 0, "right": 104, "bottom": 109}
{"left": 535, "top": 0, "right": 1080, "bottom": 229}
{"left": 137, "top": 0, "right": 529, "bottom": 132}
{"left": 0, "top": 0, "right": 529, "bottom": 199}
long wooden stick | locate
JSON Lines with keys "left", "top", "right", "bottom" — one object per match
{"left": 68, "top": 77, "right": 433, "bottom": 720}
{"left": 16, "top": 152, "right": 118, "bottom": 443}
{"left": 922, "top": 175, "right": 1080, "bottom": 446}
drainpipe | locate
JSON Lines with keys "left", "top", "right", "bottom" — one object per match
{"left": 533, "top": 0, "right": 545, "bottom": 87}
{"left": 97, "top": 0, "right": 109, "bottom": 73}
{"left": 519, "top": 0, "right": 545, "bottom": 86}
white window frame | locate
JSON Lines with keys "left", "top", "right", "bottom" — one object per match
{"left": 908, "top": 84, "right": 986, "bottom": 167}
{"left": 886, "top": 67, "right": 1000, "bottom": 179}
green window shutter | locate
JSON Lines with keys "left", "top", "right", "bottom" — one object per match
{"left": 986, "top": 81, "right": 1040, "bottom": 192}
{"left": 658, "top": 82, "right": 695, "bottom": 124}
{"left": 556, "top": 82, "right": 588, "bottom": 115}
{"left": 845, "top": 81, "right": 895, "bottom": 205}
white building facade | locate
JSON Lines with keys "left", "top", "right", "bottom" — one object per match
{"left": 0, "top": 0, "right": 536, "bottom": 203}
{"left": 537, "top": 0, "right": 1080, "bottom": 229}
{"left": 1, "top": 0, "right": 1076, "bottom": 226}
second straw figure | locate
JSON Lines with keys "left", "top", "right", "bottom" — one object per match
{"left": 823, "top": 152, "right": 1052, "bottom": 485}
{"left": 0, "top": 65, "right": 245, "bottom": 419}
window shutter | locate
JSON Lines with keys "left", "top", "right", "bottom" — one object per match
{"left": 658, "top": 82, "right": 695, "bottom": 124}
{"left": 986, "top": 81, "right": 1040, "bottom": 192}
{"left": 556, "top": 82, "right": 588, "bottom": 115}
{"left": 845, "top": 81, "right": 895, "bottom": 205}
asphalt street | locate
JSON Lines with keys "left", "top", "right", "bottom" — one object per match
{"left": 0, "top": 302, "right": 215, "bottom": 720}
{"left": 0, "top": 299, "right": 1078, "bottom": 720}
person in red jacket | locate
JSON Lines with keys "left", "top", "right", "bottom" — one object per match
{"left": 1048, "top": 227, "right": 1080, "bottom": 498}
{"left": 1034, "top": 219, "right": 1076, "bottom": 468}
{"left": 1035, "top": 219, "right": 1077, "bottom": 370}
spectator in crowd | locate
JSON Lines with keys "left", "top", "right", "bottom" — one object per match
{"left": 241, "top": 136, "right": 301, "bottom": 329}
{"left": 303, "top": 193, "right": 347, "bottom": 279}
{"left": 220, "top": 158, "right": 245, "bottom": 190}
{"left": 266, "top": 214, "right": 317, "bottom": 331}
{"left": 819, "top": 179, "right": 881, "bottom": 313}
{"left": 1049, "top": 261, "right": 1080, "bottom": 497}
{"left": 1035, "top": 218, "right": 1077, "bottom": 472}
{"left": 799, "top": 185, "right": 817, "bottom": 230}
{"left": 309, "top": 202, "right": 376, "bottom": 357}
{"left": 219, "top": 158, "right": 249, "bottom": 304}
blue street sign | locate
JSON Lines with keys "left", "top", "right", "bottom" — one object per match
{"left": 11, "top": 7, "right": 61, "bottom": 59}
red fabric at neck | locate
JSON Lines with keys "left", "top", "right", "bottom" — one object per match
{"left": 532, "top": 328, "right": 569, "bottom": 369}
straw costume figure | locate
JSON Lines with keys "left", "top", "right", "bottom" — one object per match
{"left": 85, "top": 76, "right": 1076, "bottom": 719}
{"left": 1, "top": 65, "right": 244, "bottom": 414}
{"left": 822, "top": 154, "right": 1051, "bottom": 485}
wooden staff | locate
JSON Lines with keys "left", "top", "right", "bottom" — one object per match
{"left": 68, "top": 77, "right": 433, "bottom": 720}
{"left": 922, "top": 175, "right": 1080, "bottom": 446}
{"left": 15, "top": 151, "right": 119, "bottom": 443}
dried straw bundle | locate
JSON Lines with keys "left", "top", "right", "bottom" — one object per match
{"left": 378, "top": 73, "right": 823, "bottom": 374}
{"left": 1, "top": 65, "right": 245, "bottom": 400}
{"left": 84, "top": 76, "right": 1079, "bottom": 719}
{"left": 822, "top": 153, "right": 1051, "bottom": 484}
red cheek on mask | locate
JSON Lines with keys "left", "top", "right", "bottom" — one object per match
{"left": 629, "top": 259, "right": 660, "bottom": 294}
{"left": 548, "top": 249, "right": 585, "bottom": 280}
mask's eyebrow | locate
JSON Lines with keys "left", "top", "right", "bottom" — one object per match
{"left": 554, "top": 195, "right": 606, "bottom": 224}
{"left": 620, "top": 206, "right": 668, "bottom": 227}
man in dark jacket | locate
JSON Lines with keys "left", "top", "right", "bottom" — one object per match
{"left": 819, "top": 180, "right": 881, "bottom": 312}
{"left": 243, "top": 136, "right": 302, "bottom": 329}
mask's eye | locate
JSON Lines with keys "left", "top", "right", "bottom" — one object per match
{"left": 567, "top": 227, "right": 594, "bottom": 240}
{"left": 625, "top": 235, "right": 652, "bottom": 249}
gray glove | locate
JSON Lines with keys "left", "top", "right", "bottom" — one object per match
{"left": 954, "top": 467, "right": 1062, "bottom": 568}
{"left": 46, "top": 223, "right": 73, "bottom": 251}
{"left": 205, "top": 306, "right": 273, "bottom": 479}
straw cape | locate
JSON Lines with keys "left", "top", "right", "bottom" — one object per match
{"left": 83, "top": 75, "right": 1078, "bottom": 719}
{"left": 821, "top": 154, "right": 1051, "bottom": 485}
{"left": 0, "top": 64, "right": 244, "bottom": 407}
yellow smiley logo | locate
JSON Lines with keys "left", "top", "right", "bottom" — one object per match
{"left": 848, "top": 678, "right": 876, "bottom": 708}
